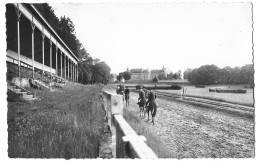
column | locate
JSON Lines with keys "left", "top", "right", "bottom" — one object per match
{"left": 64, "top": 56, "right": 66, "bottom": 79}
{"left": 60, "top": 51, "right": 62, "bottom": 78}
{"left": 15, "top": 5, "right": 21, "bottom": 78}
{"left": 50, "top": 39, "right": 52, "bottom": 84}
{"left": 76, "top": 65, "right": 79, "bottom": 83}
{"left": 76, "top": 64, "right": 79, "bottom": 83}
{"left": 73, "top": 63, "right": 75, "bottom": 82}
{"left": 72, "top": 61, "right": 74, "bottom": 81}
{"left": 55, "top": 43, "right": 58, "bottom": 76}
{"left": 70, "top": 60, "right": 72, "bottom": 81}
{"left": 31, "top": 18, "right": 35, "bottom": 79}
{"left": 68, "top": 58, "right": 70, "bottom": 80}
{"left": 75, "top": 63, "right": 77, "bottom": 82}
{"left": 42, "top": 29, "right": 45, "bottom": 75}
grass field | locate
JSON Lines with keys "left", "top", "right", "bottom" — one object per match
{"left": 123, "top": 108, "right": 174, "bottom": 158}
{"left": 157, "top": 84, "right": 254, "bottom": 107}
{"left": 8, "top": 84, "right": 105, "bottom": 158}
{"left": 110, "top": 83, "right": 254, "bottom": 106}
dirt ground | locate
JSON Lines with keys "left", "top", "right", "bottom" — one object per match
{"left": 106, "top": 88, "right": 255, "bottom": 158}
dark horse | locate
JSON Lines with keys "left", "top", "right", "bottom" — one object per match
{"left": 146, "top": 101, "right": 157, "bottom": 125}
{"left": 145, "top": 90, "right": 157, "bottom": 124}
{"left": 116, "top": 84, "right": 125, "bottom": 101}
{"left": 124, "top": 87, "right": 130, "bottom": 106}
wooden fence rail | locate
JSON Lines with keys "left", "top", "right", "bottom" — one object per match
{"left": 102, "top": 90, "right": 158, "bottom": 159}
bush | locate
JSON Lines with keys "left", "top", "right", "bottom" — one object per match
{"left": 171, "top": 84, "right": 182, "bottom": 90}
{"left": 195, "top": 85, "right": 205, "bottom": 88}
{"left": 143, "top": 85, "right": 182, "bottom": 90}
{"left": 152, "top": 77, "right": 159, "bottom": 83}
{"left": 136, "top": 84, "right": 144, "bottom": 90}
{"left": 215, "top": 89, "right": 247, "bottom": 94}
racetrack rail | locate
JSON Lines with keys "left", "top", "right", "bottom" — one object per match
{"left": 131, "top": 89, "right": 254, "bottom": 113}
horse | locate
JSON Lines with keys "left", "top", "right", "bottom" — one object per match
{"left": 116, "top": 84, "right": 125, "bottom": 101}
{"left": 124, "top": 87, "right": 130, "bottom": 106}
{"left": 137, "top": 97, "right": 146, "bottom": 117}
{"left": 146, "top": 101, "right": 157, "bottom": 125}
{"left": 137, "top": 89, "right": 146, "bottom": 117}
{"left": 145, "top": 90, "right": 157, "bottom": 124}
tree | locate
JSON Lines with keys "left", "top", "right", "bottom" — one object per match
{"left": 117, "top": 73, "right": 124, "bottom": 81}
{"left": 123, "top": 71, "right": 132, "bottom": 80}
{"left": 239, "top": 64, "right": 254, "bottom": 84}
{"left": 91, "top": 61, "right": 111, "bottom": 84}
{"left": 35, "top": 4, "right": 79, "bottom": 56}
{"left": 194, "top": 65, "right": 219, "bottom": 85}
{"left": 167, "top": 72, "right": 174, "bottom": 79}
{"left": 34, "top": 4, "right": 114, "bottom": 85}
{"left": 183, "top": 68, "right": 192, "bottom": 79}
{"left": 229, "top": 67, "right": 241, "bottom": 84}
{"left": 34, "top": 4, "right": 60, "bottom": 33}
{"left": 217, "top": 66, "right": 233, "bottom": 84}
{"left": 152, "top": 76, "right": 159, "bottom": 83}
{"left": 158, "top": 72, "right": 166, "bottom": 80}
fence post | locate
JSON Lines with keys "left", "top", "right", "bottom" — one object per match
{"left": 110, "top": 94, "right": 123, "bottom": 158}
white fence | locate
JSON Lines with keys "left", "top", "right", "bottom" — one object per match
{"left": 102, "top": 91, "right": 158, "bottom": 159}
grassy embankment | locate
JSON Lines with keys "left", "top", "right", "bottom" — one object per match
{"left": 123, "top": 108, "right": 175, "bottom": 158}
{"left": 8, "top": 84, "right": 104, "bottom": 158}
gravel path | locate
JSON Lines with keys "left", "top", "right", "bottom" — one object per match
{"left": 105, "top": 88, "right": 254, "bottom": 158}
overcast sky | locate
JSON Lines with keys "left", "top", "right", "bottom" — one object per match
{"left": 50, "top": 3, "right": 252, "bottom": 74}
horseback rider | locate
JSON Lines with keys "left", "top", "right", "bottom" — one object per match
{"left": 146, "top": 90, "right": 157, "bottom": 125}
{"left": 124, "top": 86, "right": 130, "bottom": 106}
{"left": 137, "top": 88, "right": 146, "bottom": 117}
{"left": 116, "top": 84, "right": 120, "bottom": 94}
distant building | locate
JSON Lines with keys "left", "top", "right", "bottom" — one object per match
{"left": 150, "top": 66, "right": 167, "bottom": 79}
{"left": 129, "top": 66, "right": 166, "bottom": 81}
{"left": 130, "top": 68, "right": 150, "bottom": 81}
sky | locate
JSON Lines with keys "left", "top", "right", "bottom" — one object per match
{"left": 50, "top": 2, "right": 253, "bottom": 74}
{"left": 50, "top": 3, "right": 252, "bottom": 73}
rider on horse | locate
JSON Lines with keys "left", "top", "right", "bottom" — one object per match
{"left": 124, "top": 86, "right": 130, "bottom": 106}
{"left": 146, "top": 90, "right": 157, "bottom": 125}
{"left": 137, "top": 88, "right": 146, "bottom": 117}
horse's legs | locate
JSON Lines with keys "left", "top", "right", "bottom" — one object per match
{"left": 151, "top": 117, "right": 154, "bottom": 125}
{"left": 147, "top": 110, "right": 149, "bottom": 121}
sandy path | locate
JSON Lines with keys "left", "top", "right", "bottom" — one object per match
{"left": 105, "top": 88, "right": 254, "bottom": 158}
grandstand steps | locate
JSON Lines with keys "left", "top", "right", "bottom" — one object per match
{"left": 7, "top": 82, "right": 37, "bottom": 101}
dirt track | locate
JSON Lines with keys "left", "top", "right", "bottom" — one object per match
{"left": 106, "top": 88, "right": 254, "bottom": 158}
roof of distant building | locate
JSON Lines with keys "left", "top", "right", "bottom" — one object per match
{"left": 130, "top": 68, "right": 143, "bottom": 73}
{"left": 151, "top": 69, "right": 163, "bottom": 73}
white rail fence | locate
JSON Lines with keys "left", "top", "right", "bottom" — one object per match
{"left": 102, "top": 90, "right": 158, "bottom": 159}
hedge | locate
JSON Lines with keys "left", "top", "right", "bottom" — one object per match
{"left": 215, "top": 89, "right": 247, "bottom": 94}
{"left": 195, "top": 85, "right": 205, "bottom": 88}
{"left": 136, "top": 84, "right": 182, "bottom": 90}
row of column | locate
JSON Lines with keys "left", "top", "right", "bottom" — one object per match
{"left": 15, "top": 4, "right": 78, "bottom": 82}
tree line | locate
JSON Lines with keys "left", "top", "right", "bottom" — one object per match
{"left": 183, "top": 64, "right": 254, "bottom": 85}
{"left": 34, "top": 4, "right": 111, "bottom": 84}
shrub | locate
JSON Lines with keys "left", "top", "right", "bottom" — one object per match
{"left": 152, "top": 76, "right": 159, "bottom": 83}
{"left": 171, "top": 84, "right": 182, "bottom": 90}
{"left": 136, "top": 84, "right": 144, "bottom": 90}
{"left": 215, "top": 89, "right": 247, "bottom": 94}
{"left": 195, "top": 85, "right": 205, "bottom": 88}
